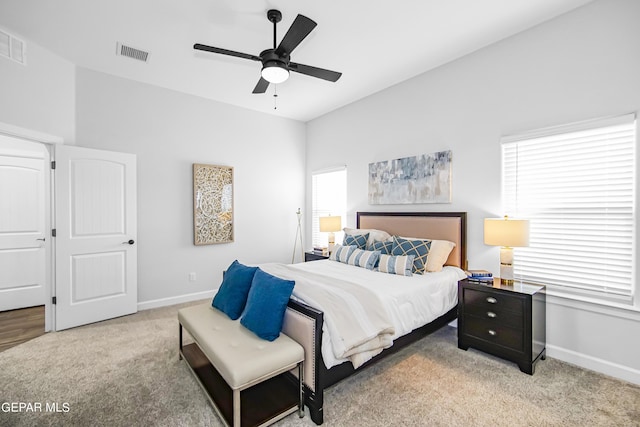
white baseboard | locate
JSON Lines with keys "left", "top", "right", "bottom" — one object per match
{"left": 444, "top": 321, "right": 639, "bottom": 385}
{"left": 547, "top": 344, "right": 640, "bottom": 386}
{"left": 137, "top": 290, "right": 214, "bottom": 311}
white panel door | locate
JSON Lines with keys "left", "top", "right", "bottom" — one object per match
{"left": 55, "top": 145, "right": 137, "bottom": 330}
{"left": 0, "top": 137, "right": 49, "bottom": 311}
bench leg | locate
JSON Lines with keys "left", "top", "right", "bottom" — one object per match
{"left": 178, "top": 323, "right": 183, "bottom": 360}
{"left": 233, "top": 389, "right": 241, "bottom": 427}
{"left": 298, "top": 361, "right": 304, "bottom": 418}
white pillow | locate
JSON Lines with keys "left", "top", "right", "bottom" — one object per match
{"left": 425, "top": 240, "right": 456, "bottom": 272}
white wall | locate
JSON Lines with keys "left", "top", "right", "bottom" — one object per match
{"left": 0, "top": 30, "right": 306, "bottom": 316}
{"left": 0, "top": 26, "right": 75, "bottom": 143}
{"left": 306, "top": 0, "right": 640, "bottom": 385}
{"left": 75, "top": 68, "right": 306, "bottom": 307}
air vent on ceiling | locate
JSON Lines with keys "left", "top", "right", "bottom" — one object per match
{"left": 0, "top": 29, "right": 26, "bottom": 65}
{"left": 116, "top": 42, "right": 149, "bottom": 62}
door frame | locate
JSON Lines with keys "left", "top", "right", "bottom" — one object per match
{"left": 0, "top": 121, "right": 63, "bottom": 332}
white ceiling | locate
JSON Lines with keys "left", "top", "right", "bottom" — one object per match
{"left": 0, "top": 0, "right": 593, "bottom": 122}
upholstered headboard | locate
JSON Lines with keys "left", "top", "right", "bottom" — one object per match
{"left": 356, "top": 212, "right": 467, "bottom": 269}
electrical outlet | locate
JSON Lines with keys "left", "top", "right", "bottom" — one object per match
{"left": 188, "top": 272, "right": 196, "bottom": 282}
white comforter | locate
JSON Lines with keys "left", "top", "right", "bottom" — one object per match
{"left": 262, "top": 260, "right": 466, "bottom": 369}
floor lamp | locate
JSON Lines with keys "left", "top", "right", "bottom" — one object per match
{"left": 291, "top": 208, "right": 304, "bottom": 263}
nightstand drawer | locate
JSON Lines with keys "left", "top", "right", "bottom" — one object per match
{"left": 464, "top": 305, "right": 523, "bottom": 329}
{"left": 463, "top": 288, "right": 523, "bottom": 314}
{"left": 464, "top": 318, "right": 524, "bottom": 352}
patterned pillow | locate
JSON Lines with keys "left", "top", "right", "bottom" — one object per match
{"left": 391, "top": 236, "right": 431, "bottom": 274}
{"left": 343, "top": 233, "right": 369, "bottom": 250}
{"left": 329, "top": 244, "right": 356, "bottom": 263}
{"left": 344, "top": 227, "right": 391, "bottom": 249}
{"left": 378, "top": 254, "right": 414, "bottom": 276}
{"left": 347, "top": 249, "right": 381, "bottom": 270}
{"left": 370, "top": 240, "right": 393, "bottom": 255}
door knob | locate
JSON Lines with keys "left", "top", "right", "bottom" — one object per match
{"left": 122, "top": 239, "right": 135, "bottom": 245}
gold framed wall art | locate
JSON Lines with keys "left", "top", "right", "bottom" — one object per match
{"left": 193, "top": 163, "right": 234, "bottom": 245}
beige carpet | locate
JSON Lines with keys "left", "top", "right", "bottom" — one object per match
{"left": 1, "top": 301, "right": 638, "bottom": 427}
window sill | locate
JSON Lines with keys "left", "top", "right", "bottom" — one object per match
{"left": 545, "top": 289, "right": 640, "bottom": 321}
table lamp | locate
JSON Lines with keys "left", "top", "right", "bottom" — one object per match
{"left": 319, "top": 216, "right": 342, "bottom": 254}
{"left": 484, "top": 216, "right": 530, "bottom": 285}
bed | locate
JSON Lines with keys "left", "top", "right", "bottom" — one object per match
{"left": 279, "top": 211, "right": 467, "bottom": 425}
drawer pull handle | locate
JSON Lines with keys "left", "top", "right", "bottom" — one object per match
{"left": 487, "top": 311, "right": 497, "bottom": 318}
{"left": 486, "top": 297, "right": 497, "bottom": 304}
{"left": 488, "top": 329, "right": 497, "bottom": 336}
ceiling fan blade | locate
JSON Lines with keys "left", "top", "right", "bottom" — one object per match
{"left": 193, "top": 43, "right": 261, "bottom": 61}
{"left": 289, "top": 62, "right": 342, "bottom": 82}
{"left": 252, "top": 77, "right": 270, "bottom": 94}
{"left": 275, "top": 14, "right": 317, "bottom": 56}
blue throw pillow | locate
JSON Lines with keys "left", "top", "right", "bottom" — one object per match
{"left": 378, "top": 254, "right": 415, "bottom": 276}
{"left": 347, "top": 248, "right": 381, "bottom": 270}
{"left": 329, "top": 244, "right": 356, "bottom": 263}
{"left": 391, "top": 236, "right": 432, "bottom": 274}
{"left": 343, "top": 233, "right": 369, "bottom": 250}
{"left": 212, "top": 260, "right": 258, "bottom": 320}
{"left": 370, "top": 240, "right": 393, "bottom": 255}
{"left": 240, "top": 269, "right": 295, "bottom": 341}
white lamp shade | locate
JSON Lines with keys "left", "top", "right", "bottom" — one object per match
{"left": 319, "top": 216, "right": 342, "bottom": 232}
{"left": 261, "top": 64, "right": 289, "bottom": 84}
{"left": 484, "top": 217, "right": 530, "bottom": 247}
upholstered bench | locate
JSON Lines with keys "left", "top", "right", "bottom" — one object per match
{"left": 178, "top": 303, "right": 304, "bottom": 427}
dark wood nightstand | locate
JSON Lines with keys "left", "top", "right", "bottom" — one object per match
{"left": 304, "top": 251, "right": 329, "bottom": 262}
{"left": 457, "top": 278, "right": 546, "bottom": 374}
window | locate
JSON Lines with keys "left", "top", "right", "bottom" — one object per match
{"left": 502, "top": 114, "right": 636, "bottom": 304}
{"left": 311, "top": 167, "right": 347, "bottom": 248}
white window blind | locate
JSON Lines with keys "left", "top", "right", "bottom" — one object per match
{"left": 311, "top": 167, "right": 346, "bottom": 248}
{"left": 502, "top": 114, "right": 636, "bottom": 302}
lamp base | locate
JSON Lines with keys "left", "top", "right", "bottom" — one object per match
{"left": 328, "top": 232, "right": 335, "bottom": 254}
{"left": 500, "top": 246, "right": 514, "bottom": 285}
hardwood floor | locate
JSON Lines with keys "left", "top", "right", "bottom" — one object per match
{"left": 0, "top": 305, "right": 45, "bottom": 352}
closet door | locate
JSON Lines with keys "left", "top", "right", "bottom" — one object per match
{"left": 0, "top": 136, "right": 48, "bottom": 312}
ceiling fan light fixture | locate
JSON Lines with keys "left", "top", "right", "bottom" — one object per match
{"left": 194, "top": 10, "right": 341, "bottom": 94}
{"left": 261, "top": 61, "right": 289, "bottom": 84}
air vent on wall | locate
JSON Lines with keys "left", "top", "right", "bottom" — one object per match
{"left": 0, "top": 29, "right": 26, "bottom": 65}
{"left": 116, "top": 42, "right": 149, "bottom": 62}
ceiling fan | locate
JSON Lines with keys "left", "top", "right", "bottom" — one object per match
{"left": 194, "top": 9, "right": 342, "bottom": 94}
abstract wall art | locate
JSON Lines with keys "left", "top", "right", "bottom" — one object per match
{"left": 368, "top": 150, "right": 452, "bottom": 204}
{"left": 193, "top": 163, "right": 234, "bottom": 245}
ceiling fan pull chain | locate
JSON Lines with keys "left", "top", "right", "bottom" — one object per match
{"left": 273, "top": 85, "right": 278, "bottom": 110}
